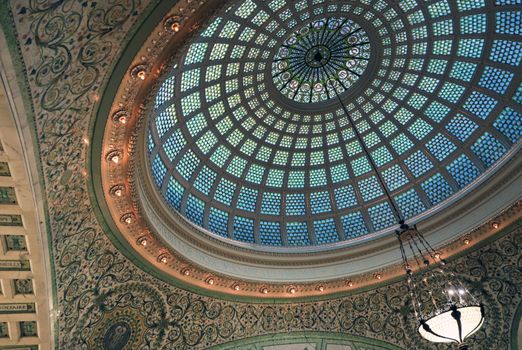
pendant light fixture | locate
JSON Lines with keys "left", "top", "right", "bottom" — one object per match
{"left": 324, "top": 73, "right": 485, "bottom": 348}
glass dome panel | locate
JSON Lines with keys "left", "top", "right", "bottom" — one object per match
{"left": 147, "top": 0, "right": 522, "bottom": 248}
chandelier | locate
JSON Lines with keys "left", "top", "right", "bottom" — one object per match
{"left": 396, "top": 223, "right": 485, "bottom": 349}
{"left": 326, "top": 73, "right": 485, "bottom": 347}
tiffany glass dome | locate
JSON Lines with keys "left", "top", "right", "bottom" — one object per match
{"left": 146, "top": 0, "right": 522, "bottom": 249}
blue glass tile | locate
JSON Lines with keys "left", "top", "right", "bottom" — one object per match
{"left": 405, "top": 151, "right": 434, "bottom": 177}
{"left": 471, "top": 133, "right": 507, "bottom": 167}
{"left": 185, "top": 194, "right": 205, "bottom": 226}
{"left": 261, "top": 192, "right": 281, "bottom": 215}
{"left": 450, "top": 61, "right": 477, "bottom": 82}
{"left": 314, "top": 219, "right": 339, "bottom": 244}
{"left": 447, "top": 155, "right": 480, "bottom": 188}
{"left": 309, "top": 168, "right": 327, "bottom": 187}
{"left": 151, "top": 154, "right": 167, "bottom": 188}
{"left": 155, "top": 107, "right": 178, "bottom": 138}
{"left": 368, "top": 202, "right": 396, "bottom": 231}
{"left": 493, "top": 107, "right": 522, "bottom": 143}
{"left": 421, "top": 173, "right": 454, "bottom": 204}
{"left": 456, "top": 0, "right": 485, "bottom": 11}
{"left": 495, "top": 0, "right": 522, "bottom": 4}
{"left": 395, "top": 189, "right": 426, "bottom": 219}
{"left": 341, "top": 212, "right": 368, "bottom": 239}
{"left": 163, "top": 129, "right": 186, "bottom": 161}
{"left": 208, "top": 207, "right": 229, "bottom": 237}
{"left": 287, "top": 221, "right": 311, "bottom": 246}
{"left": 409, "top": 119, "right": 432, "bottom": 140}
{"left": 165, "top": 177, "right": 184, "bottom": 211}
{"left": 382, "top": 165, "right": 409, "bottom": 191}
{"left": 310, "top": 191, "right": 332, "bottom": 214}
{"left": 391, "top": 134, "right": 414, "bottom": 155}
{"left": 445, "top": 114, "right": 478, "bottom": 142}
{"left": 457, "top": 39, "right": 484, "bottom": 58}
{"left": 428, "top": 59, "right": 448, "bottom": 75}
{"left": 490, "top": 40, "right": 522, "bottom": 66}
{"left": 425, "top": 101, "right": 451, "bottom": 123}
{"left": 372, "top": 146, "right": 394, "bottom": 167}
{"left": 426, "top": 134, "right": 457, "bottom": 161}
{"left": 234, "top": 216, "right": 255, "bottom": 243}
{"left": 428, "top": 1, "right": 450, "bottom": 18}
{"left": 330, "top": 164, "right": 350, "bottom": 183}
{"left": 245, "top": 163, "right": 265, "bottom": 184}
{"left": 496, "top": 11, "right": 522, "bottom": 35}
{"left": 237, "top": 187, "right": 258, "bottom": 212}
{"left": 478, "top": 66, "right": 514, "bottom": 94}
{"left": 463, "top": 91, "right": 498, "bottom": 120}
{"left": 193, "top": 166, "right": 216, "bottom": 194}
{"left": 176, "top": 150, "right": 199, "bottom": 181}
{"left": 184, "top": 43, "right": 208, "bottom": 65}
{"left": 334, "top": 185, "right": 357, "bottom": 209}
{"left": 288, "top": 170, "right": 305, "bottom": 188}
{"left": 286, "top": 193, "right": 306, "bottom": 216}
{"left": 352, "top": 157, "right": 372, "bottom": 176}
{"left": 259, "top": 221, "right": 282, "bottom": 245}
{"left": 460, "top": 14, "right": 486, "bottom": 34}
{"left": 266, "top": 169, "right": 284, "bottom": 187}
{"left": 215, "top": 179, "right": 236, "bottom": 205}
{"left": 358, "top": 176, "right": 383, "bottom": 202}
{"left": 439, "top": 83, "right": 465, "bottom": 104}
{"left": 155, "top": 75, "right": 176, "bottom": 108}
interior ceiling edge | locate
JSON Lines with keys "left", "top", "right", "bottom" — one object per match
{"left": 0, "top": 34, "right": 55, "bottom": 349}
{"left": 0, "top": 1, "right": 521, "bottom": 349}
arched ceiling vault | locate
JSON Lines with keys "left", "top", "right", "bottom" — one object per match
{"left": 0, "top": 0, "right": 521, "bottom": 349}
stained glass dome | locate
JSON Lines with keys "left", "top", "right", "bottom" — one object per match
{"left": 147, "top": 0, "right": 522, "bottom": 248}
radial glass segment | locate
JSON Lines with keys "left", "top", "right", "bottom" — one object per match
{"left": 147, "top": 0, "right": 522, "bottom": 248}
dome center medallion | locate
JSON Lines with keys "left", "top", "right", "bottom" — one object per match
{"left": 306, "top": 45, "right": 331, "bottom": 68}
{"left": 272, "top": 17, "right": 371, "bottom": 104}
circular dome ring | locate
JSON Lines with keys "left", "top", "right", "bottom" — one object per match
{"left": 267, "top": 14, "right": 380, "bottom": 113}
{"left": 147, "top": 0, "right": 522, "bottom": 251}
{"left": 97, "top": 0, "right": 522, "bottom": 297}
{"left": 271, "top": 16, "right": 372, "bottom": 104}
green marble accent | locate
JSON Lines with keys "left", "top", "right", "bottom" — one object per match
{"left": 0, "top": 322, "right": 8, "bottom": 338}
{"left": 13, "top": 279, "right": 33, "bottom": 295}
{"left": 0, "top": 347, "right": 38, "bottom": 350}
{"left": 211, "top": 332, "right": 403, "bottom": 350}
{"left": 0, "top": 187, "right": 16, "bottom": 204}
{"left": 0, "top": 162, "right": 10, "bottom": 177}
{"left": 0, "top": 215, "right": 22, "bottom": 226}
{"left": 0, "top": 260, "right": 30, "bottom": 271}
{"left": 511, "top": 301, "right": 522, "bottom": 349}
{"left": 0, "top": 303, "right": 35, "bottom": 314}
{"left": 3, "top": 235, "right": 27, "bottom": 251}
{"left": 19, "top": 321, "right": 37, "bottom": 337}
